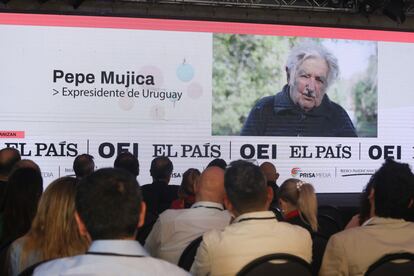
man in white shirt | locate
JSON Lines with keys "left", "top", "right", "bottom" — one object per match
{"left": 34, "top": 168, "right": 188, "bottom": 276}
{"left": 145, "top": 166, "right": 231, "bottom": 264}
{"left": 191, "top": 160, "right": 312, "bottom": 276}
{"left": 320, "top": 159, "right": 414, "bottom": 276}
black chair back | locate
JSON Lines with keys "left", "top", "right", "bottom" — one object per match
{"left": 177, "top": 236, "right": 203, "bottom": 271}
{"left": 365, "top": 252, "right": 414, "bottom": 276}
{"left": 237, "top": 253, "right": 312, "bottom": 276}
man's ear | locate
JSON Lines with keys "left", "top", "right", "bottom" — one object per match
{"left": 275, "top": 172, "right": 280, "bottom": 181}
{"left": 137, "top": 201, "right": 146, "bottom": 228}
{"left": 75, "top": 211, "right": 91, "bottom": 242}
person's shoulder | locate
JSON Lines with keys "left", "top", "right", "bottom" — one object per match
{"left": 144, "top": 256, "right": 190, "bottom": 275}
{"left": 140, "top": 183, "right": 152, "bottom": 190}
{"left": 167, "top": 184, "right": 179, "bottom": 192}
{"left": 254, "top": 95, "right": 275, "bottom": 109}
{"left": 327, "top": 225, "right": 364, "bottom": 245}
{"left": 276, "top": 221, "right": 312, "bottom": 238}
{"left": 324, "top": 97, "right": 349, "bottom": 115}
{"left": 33, "top": 256, "right": 77, "bottom": 276}
{"left": 201, "top": 227, "right": 224, "bottom": 245}
{"left": 159, "top": 208, "right": 185, "bottom": 220}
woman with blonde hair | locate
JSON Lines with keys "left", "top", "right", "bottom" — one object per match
{"left": 7, "top": 177, "right": 90, "bottom": 275}
{"left": 278, "top": 178, "right": 318, "bottom": 233}
{"left": 170, "top": 168, "right": 201, "bottom": 209}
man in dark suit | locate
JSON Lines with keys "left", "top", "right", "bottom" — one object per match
{"left": 141, "top": 157, "right": 178, "bottom": 216}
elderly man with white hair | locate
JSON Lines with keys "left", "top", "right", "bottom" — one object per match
{"left": 241, "top": 41, "right": 357, "bottom": 137}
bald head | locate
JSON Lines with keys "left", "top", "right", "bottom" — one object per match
{"left": 0, "top": 148, "right": 21, "bottom": 179}
{"left": 195, "top": 166, "right": 225, "bottom": 204}
{"left": 260, "top": 162, "right": 279, "bottom": 183}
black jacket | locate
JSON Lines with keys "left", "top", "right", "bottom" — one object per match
{"left": 241, "top": 85, "right": 357, "bottom": 137}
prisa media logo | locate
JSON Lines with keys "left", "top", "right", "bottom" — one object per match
{"left": 291, "top": 167, "right": 301, "bottom": 177}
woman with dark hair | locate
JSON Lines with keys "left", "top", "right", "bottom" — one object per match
{"left": 171, "top": 168, "right": 201, "bottom": 209}
{"left": 0, "top": 167, "right": 43, "bottom": 245}
{"left": 7, "top": 177, "right": 90, "bottom": 275}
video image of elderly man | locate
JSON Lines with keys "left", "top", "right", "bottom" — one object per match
{"left": 241, "top": 41, "right": 357, "bottom": 137}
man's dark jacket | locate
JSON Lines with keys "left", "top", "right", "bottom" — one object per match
{"left": 241, "top": 85, "right": 357, "bottom": 137}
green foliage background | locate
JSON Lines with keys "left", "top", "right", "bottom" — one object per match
{"left": 212, "top": 35, "right": 378, "bottom": 137}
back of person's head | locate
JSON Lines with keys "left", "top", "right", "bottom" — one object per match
{"left": 224, "top": 160, "right": 269, "bottom": 215}
{"left": 207, "top": 158, "right": 227, "bottom": 170}
{"left": 278, "top": 178, "right": 318, "bottom": 232}
{"left": 195, "top": 166, "right": 225, "bottom": 204}
{"left": 150, "top": 157, "right": 173, "bottom": 182}
{"left": 23, "top": 177, "right": 89, "bottom": 262}
{"left": 259, "top": 162, "right": 279, "bottom": 184}
{"left": 114, "top": 152, "right": 139, "bottom": 177}
{"left": 73, "top": 154, "right": 95, "bottom": 178}
{"left": 370, "top": 159, "right": 414, "bottom": 219}
{"left": 1, "top": 167, "right": 43, "bottom": 243}
{"left": 0, "top": 147, "right": 21, "bottom": 177}
{"left": 11, "top": 159, "right": 41, "bottom": 174}
{"left": 178, "top": 168, "right": 200, "bottom": 199}
{"left": 76, "top": 168, "right": 143, "bottom": 240}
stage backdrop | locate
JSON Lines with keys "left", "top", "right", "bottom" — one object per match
{"left": 1, "top": 13, "right": 413, "bottom": 192}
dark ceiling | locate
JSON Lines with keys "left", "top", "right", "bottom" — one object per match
{"left": 1, "top": 0, "right": 414, "bottom": 31}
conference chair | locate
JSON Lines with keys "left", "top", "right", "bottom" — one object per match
{"left": 236, "top": 253, "right": 312, "bottom": 276}
{"left": 364, "top": 252, "right": 414, "bottom": 276}
{"left": 177, "top": 236, "right": 203, "bottom": 271}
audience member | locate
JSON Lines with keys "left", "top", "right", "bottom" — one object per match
{"left": 73, "top": 154, "right": 95, "bottom": 179}
{"left": 191, "top": 160, "right": 311, "bottom": 276}
{"left": 320, "top": 159, "right": 414, "bottom": 276}
{"left": 145, "top": 166, "right": 231, "bottom": 264}
{"left": 114, "top": 152, "right": 139, "bottom": 177}
{"left": 33, "top": 168, "right": 189, "bottom": 275}
{"left": 0, "top": 167, "right": 43, "bottom": 274}
{"left": 206, "top": 158, "right": 227, "bottom": 170}
{"left": 278, "top": 178, "right": 323, "bottom": 275}
{"left": 170, "top": 168, "right": 200, "bottom": 209}
{"left": 278, "top": 178, "right": 318, "bottom": 233}
{"left": 7, "top": 177, "right": 89, "bottom": 275}
{"left": 0, "top": 168, "right": 43, "bottom": 245}
{"left": 141, "top": 157, "right": 178, "bottom": 216}
{"left": 11, "top": 159, "right": 40, "bottom": 174}
{"left": 0, "top": 148, "right": 21, "bottom": 204}
{"left": 345, "top": 181, "right": 374, "bottom": 229}
{"left": 259, "top": 161, "right": 280, "bottom": 209}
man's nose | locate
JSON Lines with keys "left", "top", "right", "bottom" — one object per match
{"left": 306, "top": 78, "right": 316, "bottom": 91}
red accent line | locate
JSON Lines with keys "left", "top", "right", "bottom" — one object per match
{"left": 0, "top": 131, "right": 25, "bottom": 138}
{"left": 1, "top": 12, "right": 414, "bottom": 43}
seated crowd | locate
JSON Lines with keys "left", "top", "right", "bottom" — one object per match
{"left": 0, "top": 146, "right": 413, "bottom": 275}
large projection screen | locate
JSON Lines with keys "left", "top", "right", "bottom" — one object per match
{"left": 0, "top": 13, "right": 413, "bottom": 192}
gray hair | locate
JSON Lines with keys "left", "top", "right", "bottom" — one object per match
{"left": 286, "top": 41, "right": 339, "bottom": 89}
